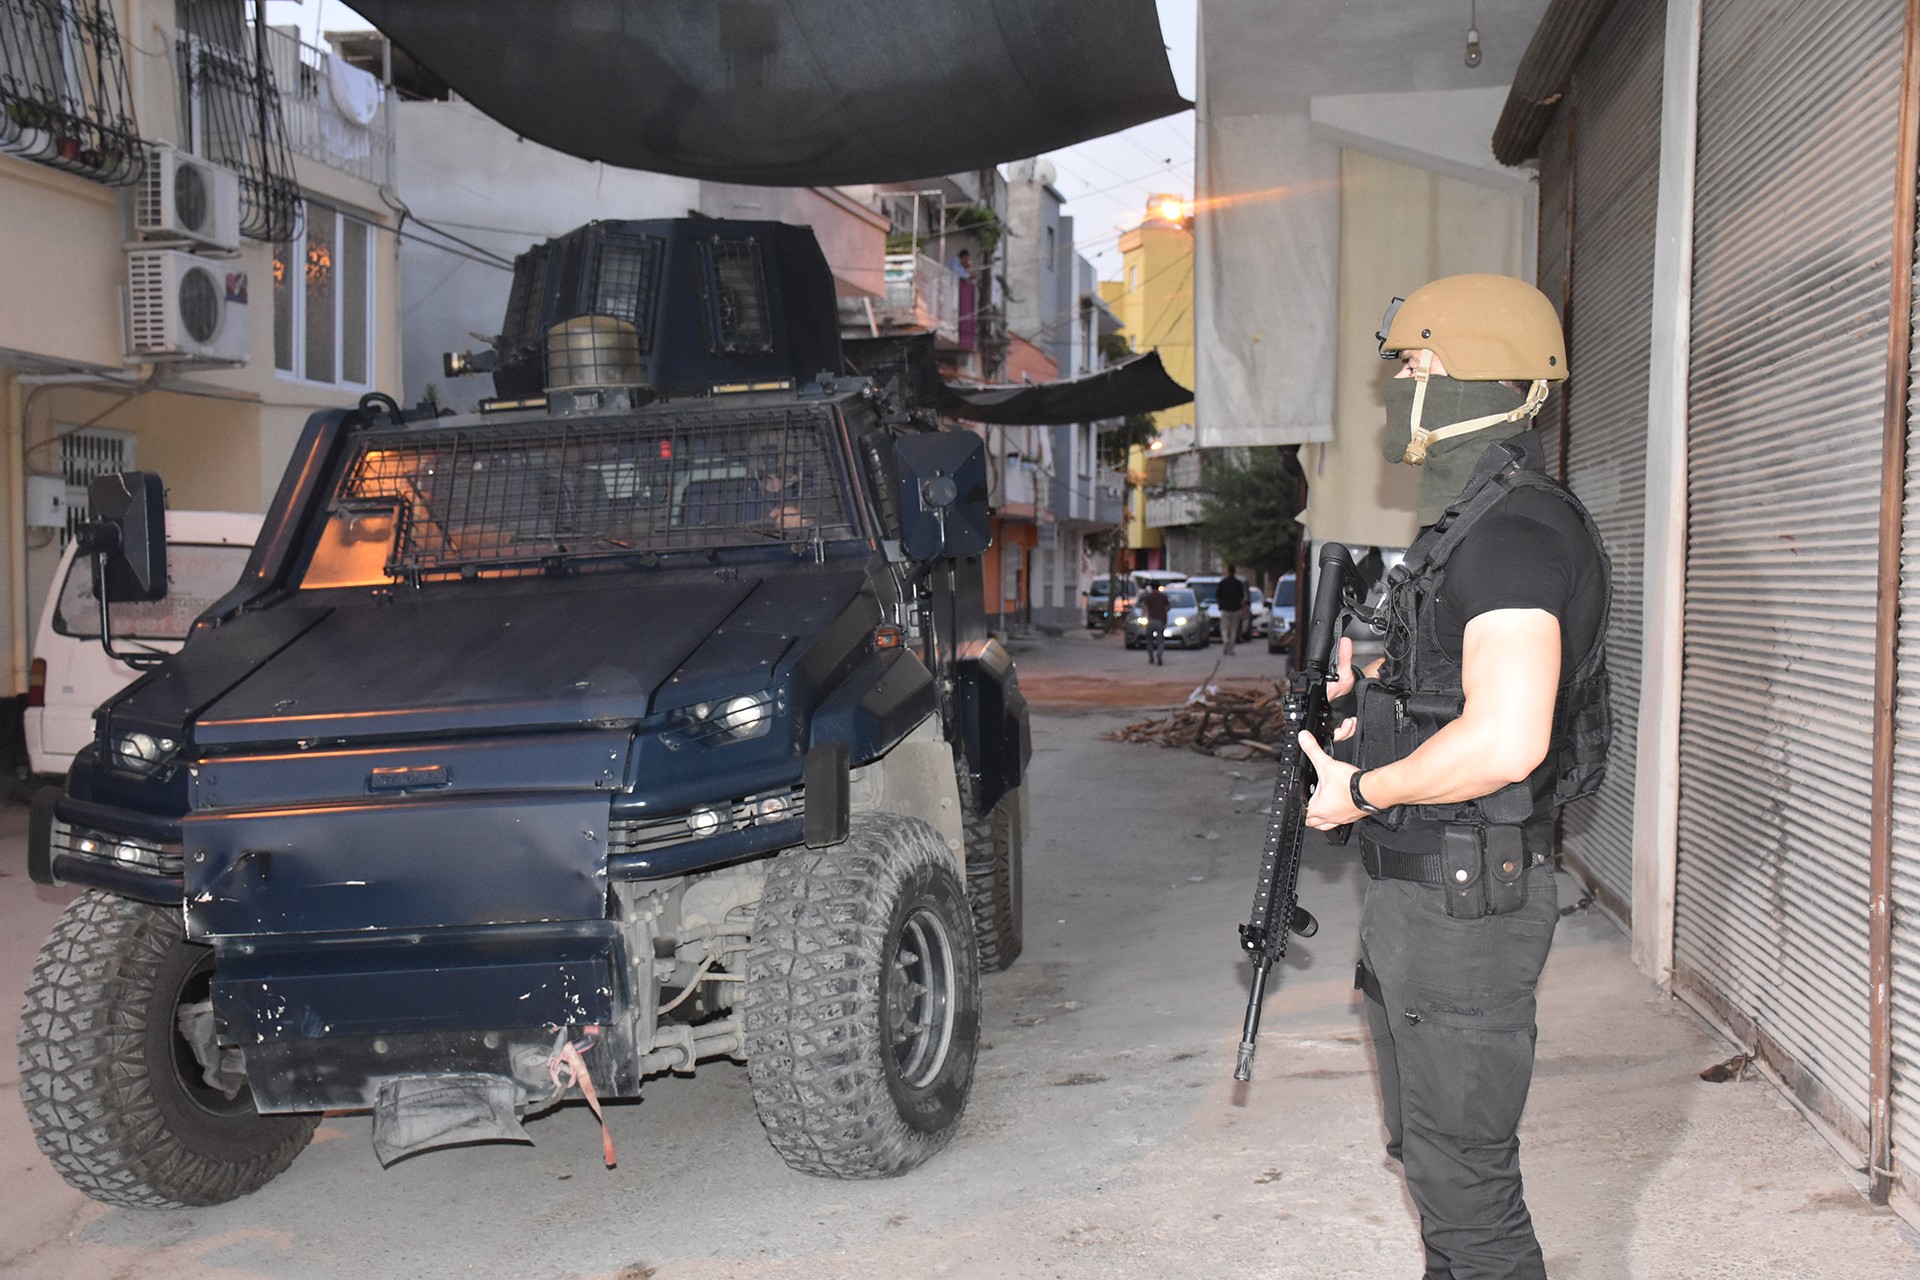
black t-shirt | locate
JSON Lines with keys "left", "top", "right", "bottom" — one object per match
{"left": 1431, "top": 485, "right": 1606, "bottom": 677}
{"left": 1215, "top": 575, "right": 1247, "bottom": 611}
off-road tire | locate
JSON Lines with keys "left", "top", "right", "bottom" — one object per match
{"left": 957, "top": 769, "right": 1024, "bottom": 970}
{"left": 18, "top": 891, "right": 319, "bottom": 1208}
{"left": 744, "top": 814, "right": 981, "bottom": 1178}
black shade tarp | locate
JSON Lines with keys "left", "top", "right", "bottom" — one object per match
{"left": 939, "top": 351, "right": 1191, "bottom": 425}
{"left": 351, "top": 0, "right": 1190, "bottom": 186}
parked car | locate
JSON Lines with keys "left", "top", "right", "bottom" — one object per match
{"left": 25, "top": 511, "right": 261, "bottom": 778}
{"left": 1123, "top": 586, "right": 1208, "bottom": 649}
{"left": 1185, "top": 575, "right": 1269, "bottom": 641}
{"left": 1266, "top": 572, "right": 1298, "bottom": 654}
{"left": 1084, "top": 575, "right": 1125, "bottom": 627}
{"left": 1129, "top": 569, "right": 1188, "bottom": 593}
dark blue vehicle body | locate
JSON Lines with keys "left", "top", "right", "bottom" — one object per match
{"left": 26, "top": 220, "right": 1028, "bottom": 1136}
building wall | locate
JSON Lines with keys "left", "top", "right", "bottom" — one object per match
{"left": 0, "top": 0, "right": 402, "bottom": 697}
{"left": 1003, "top": 160, "right": 1065, "bottom": 355}
{"left": 1112, "top": 216, "right": 1195, "bottom": 438}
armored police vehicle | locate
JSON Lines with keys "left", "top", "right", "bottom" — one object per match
{"left": 19, "top": 219, "right": 1029, "bottom": 1207}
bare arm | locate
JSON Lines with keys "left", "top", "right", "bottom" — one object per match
{"left": 1302, "top": 608, "right": 1562, "bottom": 828}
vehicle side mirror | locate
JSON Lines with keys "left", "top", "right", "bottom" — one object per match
{"left": 82, "top": 472, "right": 169, "bottom": 602}
{"left": 893, "top": 432, "right": 990, "bottom": 560}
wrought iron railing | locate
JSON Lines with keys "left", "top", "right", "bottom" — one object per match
{"left": 0, "top": 0, "right": 146, "bottom": 185}
{"left": 175, "top": 7, "right": 299, "bottom": 242}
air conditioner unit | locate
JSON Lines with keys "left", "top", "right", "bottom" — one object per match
{"left": 127, "top": 249, "right": 250, "bottom": 363}
{"left": 135, "top": 143, "right": 241, "bottom": 253}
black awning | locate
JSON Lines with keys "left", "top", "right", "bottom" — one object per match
{"left": 350, "top": 0, "right": 1189, "bottom": 186}
{"left": 939, "top": 351, "right": 1191, "bottom": 425}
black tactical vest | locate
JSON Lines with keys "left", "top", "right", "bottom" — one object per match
{"left": 1356, "top": 431, "right": 1613, "bottom": 838}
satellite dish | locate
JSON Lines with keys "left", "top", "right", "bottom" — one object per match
{"left": 1033, "top": 159, "right": 1057, "bottom": 187}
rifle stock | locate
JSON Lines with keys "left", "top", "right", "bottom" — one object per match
{"left": 1234, "top": 541, "right": 1354, "bottom": 1082}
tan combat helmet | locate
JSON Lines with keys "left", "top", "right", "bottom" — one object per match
{"left": 1375, "top": 274, "right": 1567, "bottom": 464}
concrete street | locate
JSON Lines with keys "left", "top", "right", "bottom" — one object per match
{"left": 3, "top": 628, "right": 1918, "bottom": 1278}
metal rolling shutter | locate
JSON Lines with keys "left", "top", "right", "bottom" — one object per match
{"left": 1555, "top": 0, "right": 1664, "bottom": 925}
{"left": 1676, "top": 0, "right": 1905, "bottom": 1154}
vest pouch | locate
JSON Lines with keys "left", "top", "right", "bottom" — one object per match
{"left": 1357, "top": 680, "right": 1419, "bottom": 830}
{"left": 1476, "top": 778, "right": 1539, "bottom": 826}
{"left": 1483, "top": 825, "right": 1528, "bottom": 916}
{"left": 1441, "top": 825, "right": 1486, "bottom": 919}
{"left": 1440, "top": 824, "right": 1530, "bottom": 918}
{"left": 1555, "top": 667, "right": 1613, "bottom": 806}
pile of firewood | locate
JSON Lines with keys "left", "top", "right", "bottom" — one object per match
{"left": 1100, "top": 685, "right": 1290, "bottom": 760}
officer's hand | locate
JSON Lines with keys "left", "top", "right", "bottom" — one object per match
{"left": 1331, "top": 715, "right": 1356, "bottom": 743}
{"left": 1324, "top": 636, "right": 1356, "bottom": 701}
{"left": 1298, "top": 731, "right": 1363, "bottom": 829}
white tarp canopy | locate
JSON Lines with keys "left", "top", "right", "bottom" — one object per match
{"left": 1195, "top": 0, "right": 1548, "bottom": 450}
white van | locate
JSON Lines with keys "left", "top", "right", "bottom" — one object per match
{"left": 26, "top": 511, "right": 261, "bottom": 777}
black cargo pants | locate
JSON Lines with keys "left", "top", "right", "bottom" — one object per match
{"left": 1358, "top": 862, "right": 1559, "bottom": 1280}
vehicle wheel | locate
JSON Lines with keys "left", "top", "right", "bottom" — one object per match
{"left": 957, "top": 769, "right": 1023, "bottom": 971}
{"left": 18, "top": 891, "right": 318, "bottom": 1208}
{"left": 1123, "top": 636, "right": 1137, "bottom": 649}
{"left": 744, "top": 814, "right": 981, "bottom": 1178}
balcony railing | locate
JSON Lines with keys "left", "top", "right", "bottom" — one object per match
{"left": 259, "top": 24, "right": 393, "bottom": 187}
{"left": 1096, "top": 470, "right": 1125, "bottom": 526}
{"left": 1146, "top": 489, "right": 1204, "bottom": 529}
{"left": 878, "top": 253, "right": 959, "bottom": 345}
{"left": 0, "top": 0, "right": 146, "bottom": 185}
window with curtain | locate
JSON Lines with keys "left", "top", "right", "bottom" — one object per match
{"left": 274, "top": 200, "right": 372, "bottom": 387}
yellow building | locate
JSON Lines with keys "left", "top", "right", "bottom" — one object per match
{"left": 1101, "top": 195, "right": 1196, "bottom": 565}
{"left": 0, "top": 2, "right": 402, "bottom": 717}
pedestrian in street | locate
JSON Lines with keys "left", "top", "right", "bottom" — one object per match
{"left": 1296, "top": 274, "right": 1612, "bottom": 1280}
{"left": 1141, "top": 582, "right": 1171, "bottom": 665}
{"left": 1215, "top": 564, "right": 1248, "bottom": 655}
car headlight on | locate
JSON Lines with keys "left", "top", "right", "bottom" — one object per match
{"left": 672, "top": 690, "right": 776, "bottom": 744}
{"left": 70, "top": 827, "right": 180, "bottom": 875}
{"left": 112, "top": 731, "right": 180, "bottom": 774}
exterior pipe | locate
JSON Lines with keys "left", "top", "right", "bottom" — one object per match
{"left": 1866, "top": 0, "right": 1920, "bottom": 1211}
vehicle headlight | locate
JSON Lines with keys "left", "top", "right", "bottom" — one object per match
{"left": 70, "top": 827, "right": 180, "bottom": 875}
{"left": 112, "top": 731, "right": 180, "bottom": 773}
{"left": 686, "top": 805, "right": 726, "bottom": 837}
{"left": 673, "top": 690, "right": 775, "bottom": 744}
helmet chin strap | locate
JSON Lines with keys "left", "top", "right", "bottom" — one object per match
{"left": 1400, "top": 350, "right": 1553, "bottom": 464}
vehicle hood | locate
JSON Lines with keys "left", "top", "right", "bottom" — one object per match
{"left": 106, "top": 569, "right": 872, "bottom": 748}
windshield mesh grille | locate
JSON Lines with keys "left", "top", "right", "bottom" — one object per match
{"left": 340, "top": 407, "right": 854, "bottom": 575}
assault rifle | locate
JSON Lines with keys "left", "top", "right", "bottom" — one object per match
{"left": 1234, "top": 541, "right": 1355, "bottom": 1082}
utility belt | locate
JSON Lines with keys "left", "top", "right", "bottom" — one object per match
{"left": 1360, "top": 822, "right": 1554, "bottom": 919}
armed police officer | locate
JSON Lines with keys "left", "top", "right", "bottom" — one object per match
{"left": 1297, "top": 274, "right": 1612, "bottom": 1279}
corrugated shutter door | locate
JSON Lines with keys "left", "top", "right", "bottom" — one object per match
{"left": 1555, "top": 0, "right": 1664, "bottom": 923}
{"left": 1891, "top": 165, "right": 1920, "bottom": 1221}
{"left": 1677, "top": 0, "right": 1905, "bottom": 1153}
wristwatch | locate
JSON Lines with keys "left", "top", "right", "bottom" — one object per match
{"left": 1350, "top": 770, "right": 1384, "bottom": 817}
